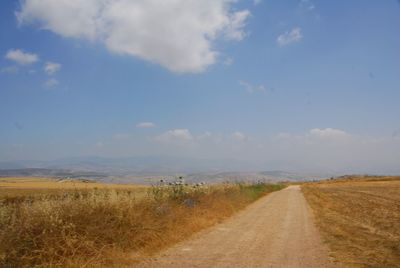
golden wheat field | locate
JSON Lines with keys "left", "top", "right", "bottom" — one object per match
{"left": 0, "top": 176, "right": 146, "bottom": 190}
{"left": 302, "top": 176, "right": 400, "bottom": 268}
{"left": 0, "top": 177, "right": 148, "bottom": 200}
{"left": 0, "top": 176, "right": 285, "bottom": 267}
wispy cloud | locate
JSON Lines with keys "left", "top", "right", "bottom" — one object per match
{"left": 197, "top": 131, "right": 213, "bottom": 140}
{"left": 239, "top": 80, "right": 266, "bottom": 94}
{"left": 224, "top": 10, "right": 251, "bottom": 41}
{"left": 277, "top": 28, "right": 303, "bottom": 46}
{"left": 136, "top": 122, "right": 156, "bottom": 128}
{"left": 5, "top": 49, "right": 38, "bottom": 65}
{"left": 44, "top": 61, "right": 61, "bottom": 75}
{"left": 232, "top": 131, "right": 248, "bottom": 141}
{"left": 155, "top": 129, "right": 193, "bottom": 144}
{"left": 299, "top": 0, "right": 315, "bottom": 11}
{"left": 223, "top": 57, "right": 234, "bottom": 66}
{"left": 309, "top": 128, "right": 350, "bottom": 140}
{"left": 277, "top": 128, "right": 352, "bottom": 144}
{"left": 43, "top": 78, "right": 59, "bottom": 88}
{"left": 1, "top": 66, "right": 19, "bottom": 74}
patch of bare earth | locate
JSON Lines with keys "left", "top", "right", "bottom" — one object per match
{"left": 302, "top": 177, "right": 400, "bottom": 267}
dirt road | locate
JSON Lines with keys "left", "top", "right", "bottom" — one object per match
{"left": 139, "top": 185, "right": 339, "bottom": 268}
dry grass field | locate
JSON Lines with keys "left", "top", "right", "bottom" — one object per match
{"left": 0, "top": 177, "right": 148, "bottom": 203}
{"left": 0, "top": 176, "right": 146, "bottom": 192}
{"left": 302, "top": 176, "right": 400, "bottom": 267}
{"left": 0, "top": 177, "right": 285, "bottom": 267}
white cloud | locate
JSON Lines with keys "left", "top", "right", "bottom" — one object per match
{"left": 224, "top": 10, "right": 251, "bottom": 41}
{"left": 239, "top": 80, "right": 266, "bottom": 94}
{"left": 197, "top": 131, "right": 213, "bottom": 140}
{"left": 5, "top": 49, "right": 39, "bottom": 65}
{"left": 277, "top": 27, "right": 302, "bottom": 46}
{"left": 277, "top": 128, "right": 351, "bottom": 143}
{"left": 156, "top": 129, "right": 193, "bottom": 143}
{"left": 232, "top": 131, "right": 247, "bottom": 141}
{"left": 43, "top": 78, "right": 59, "bottom": 88}
{"left": 44, "top": 61, "right": 61, "bottom": 75}
{"left": 136, "top": 122, "right": 156, "bottom": 128}
{"left": 309, "top": 128, "right": 350, "bottom": 139}
{"left": 17, "top": 0, "right": 250, "bottom": 73}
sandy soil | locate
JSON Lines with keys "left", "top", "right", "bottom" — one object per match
{"left": 139, "top": 185, "right": 339, "bottom": 268}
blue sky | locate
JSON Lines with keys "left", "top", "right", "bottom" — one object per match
{"left": 1, "top": 0, "right": 399, "bottom": 173}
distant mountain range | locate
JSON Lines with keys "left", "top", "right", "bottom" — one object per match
{"left": 0, "top": 168, "right": 104, "bottom": 178}
{"left": 0, "top": 156, "right": 257, "bottom": 175}
{"left": 0, "top": 156, "right": 335, "bottom": 183}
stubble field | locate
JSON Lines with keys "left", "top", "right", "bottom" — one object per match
{"left": 302, "top": 176, "right": 400, "bottom": 267}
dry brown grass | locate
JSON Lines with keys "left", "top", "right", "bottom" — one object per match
{"left": 0, "top": 177, "right": 145, "bottom": 191}
{"left": 0, "top": 177, "right": 285, "bottom": 267}
{"left": 302, "top": 176, "right": 400, "bottom": 268}
{"left": 0, "top": 177, "right": 148, "bottom": 202}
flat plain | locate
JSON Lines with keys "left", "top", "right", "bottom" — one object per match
{"left": 302, "top": 176, "right": 400, "bottom": 267}
{"left": 0, "top": 176, "right": 147, "bottom": 199}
